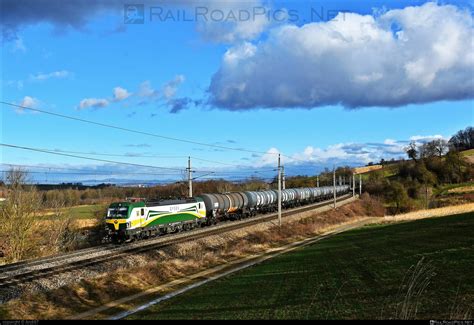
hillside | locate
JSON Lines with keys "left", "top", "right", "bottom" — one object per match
{"left": 462, "top": 149, "right": 474, "bottom": 164}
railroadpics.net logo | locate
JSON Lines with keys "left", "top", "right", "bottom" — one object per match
{"left": 123, "top": 4, "right": 347, "bottom": 24}
{"left": 124, "top": 4, "right": 145, "bottom": 24}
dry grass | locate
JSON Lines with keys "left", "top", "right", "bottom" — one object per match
{"left": 395, "top": 257, "right": 437, "bottom": 319}
{"left": 353, "top": 165, "right": 383, "bottom": 174}
{"left": 3, "top": 196, "right": 384, "bottom": 320}
{"left": 447, "top": 185, "right": 474, "bottom": 194}
{"left": 36, "top": 218, "right": 97, "bottom": 229}
{"left": 383, "top": 203, "right": 474, "bottom": 222}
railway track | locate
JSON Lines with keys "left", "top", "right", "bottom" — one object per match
{"left": 0, "top": 194, "right": 353, "bottom": 289}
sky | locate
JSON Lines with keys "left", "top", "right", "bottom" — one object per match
{"left": 0, "top": 0, "right": 473, "bottom": 184}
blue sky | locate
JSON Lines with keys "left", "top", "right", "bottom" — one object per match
{"left": 1, "top": 0, "right": 473, "bottom": 184}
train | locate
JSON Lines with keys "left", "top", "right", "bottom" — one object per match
{"left": 105, "top": 185, "right": 350, "bottom": 243}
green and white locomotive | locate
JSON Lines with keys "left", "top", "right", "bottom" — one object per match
{"left": 105, "top": 197, "right": 207, "bottom": 242}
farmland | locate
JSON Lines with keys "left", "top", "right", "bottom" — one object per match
{"left": 129, "top": 212, "right": 474, "bottom": 320}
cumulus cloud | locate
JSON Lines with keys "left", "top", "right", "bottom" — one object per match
{"left": 77, "top": 98, "right": 109, "bottom": 110}
{"left": 112, "top": 86, "right": 132, "bottom": 101}
{"left": 138, "top": 80, "right": 158, "bottom": 98}
{"left": 209, "top": 3, "right": 474, "bottom": 110}
{"left": 1, "top": 0, "right": 116, "bottom": 40}
{"left": 29, "top": 70, "right": 70, "bottom": 81}
{"left": 16, "top": 96, "right": 40, "bottom": 113}
{"left": 195, "top": 0, "right": 272, "bottom": 43}
{"left": 254, "top": 137, "right": 423, "bottom": 167}
{"left": 163, "top": 75, "right": 185, "bottom": 99}
{"left": 78, "top": 86, "right": 132, "bottom": 109}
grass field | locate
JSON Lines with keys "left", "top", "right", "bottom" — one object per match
{"left": 129, "top": 212, "right": 474, "bottom": 320}
{"left": 39, "top": 204, "right": 106, "bottom": 220}
{"left": 67, "top": 204, "right": 106, "bottom": 219}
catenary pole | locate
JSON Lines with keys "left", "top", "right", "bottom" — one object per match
{"left": 278, "top": 154, "right": 282, "bottom": 227}
{"left": 333, "top": 166, "right": 336, "bottom": 209}
{"left": 282, "top": 166, "right": 286, "bottom": 190}
{"left": 187, "top": 156, "right": 192, "bottom": 197}
{"left": 353, "top": 173, "right": 356, "bottom": 197}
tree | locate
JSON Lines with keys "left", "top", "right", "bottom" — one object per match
{"left": 420, "top": 139, "right": 448, "bottom": 158}
{"left": 387, "top": 181, "right": 410, "bottom": 214}
{"left": 449, "top": 126, "right": 474, "bottom": 151}
{"left": 432, "top": 139, "right": 449, "bottom": 157}
{"left": 0, "top": 169, "right": 40, "bottom": 262}
{"left": 405, "top": 141, "right": 418, "bottom": 161}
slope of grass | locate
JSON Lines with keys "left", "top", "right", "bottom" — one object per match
{"left": 461, "top": 149, "right": 474, "bottom": 157}
{"left": 129, "top": 212, "right": 474, "bottom": 320}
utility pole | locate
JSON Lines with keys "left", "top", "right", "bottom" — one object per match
{"left": 278, "top": 154, "right": 282, "bottom": 227}
{"left": 359, "top": 174, "right": 362, "bottom": 196}
{"left": 317, "top": 176, "right": 319, "bottom": 187}
{"left": 333, "top": 166, "right": 336, "bottom": 209}
{"left": 282, "top": 166, "right": 286, "bottom": 190}
{"left": 187, "top": 156, "right": 192, "bottom": 198}
{"left": 352, "top": 173, "right": 355, "bottom": 197}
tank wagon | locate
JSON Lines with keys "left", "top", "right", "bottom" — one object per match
{"left": 105, "top": 185, "right": 350, "bottom": 242}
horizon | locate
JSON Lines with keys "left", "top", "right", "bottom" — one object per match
{"left": 1, "top": 0, "right": 473, "bottom": 184}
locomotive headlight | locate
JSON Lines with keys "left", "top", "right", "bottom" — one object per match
{"left": 126, "top": 221, "right": 131, "bottom": 228}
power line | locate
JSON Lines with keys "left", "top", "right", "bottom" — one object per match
{"left": 0, "top": 143, "right": 185, "bottom": 172}
{"left": 0, "top": 163, "right": 206, "bottom": 175}
{"left": 9, "top": 148, "right": 274, "bottom": 171}
{"left": 30, "top": 149, "right": 188, "bottom": 159}
{"left": 1, "top": 101, "right": 272, "bottom": 156}
{"left": 1, "top": 101, "right": 319, "bottom": 167}
{"left": 0, "top": 170, "right": 183, "bottom": 176}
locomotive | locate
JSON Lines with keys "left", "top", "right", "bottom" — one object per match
{"left": 105, "top": 185, "right": 350, "bottom": 243}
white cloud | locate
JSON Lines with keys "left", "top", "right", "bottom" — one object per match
{"left": 195, "top": 0, "right": 272, "bottom": 43}
{"left": 209, "top": 3, "right": 474, "bottom": 110}
{"left": 253, "top": 137, "right": 425, "bottom": 167}
{"left": 254, "top": 147, "right": 281, "bottom": 167}
{"left": 19, "top": 96, "right": 39, "bottom": 108}
{"left": 77, "top": 98, "right": 109, "bottom": 110}
{"left": 30, "top": 70, "right": 70, "bottom": 81}
{"left": 113, "top": 87, "right": 132, "bottom": 101}
{"left": 16, "top": 96, "right": 40, "bottom": 113}
{"left": 163, "top": 75, "right": 185, "bottom": 99}
{"left": 138, "top": 81, "right": 154, "bottom": 97}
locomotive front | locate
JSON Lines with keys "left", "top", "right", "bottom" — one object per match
{"left": 105, "top": 202, "right": 134, "bottom": 242}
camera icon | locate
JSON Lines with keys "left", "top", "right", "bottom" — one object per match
{"left": 124, "top": 4, "right": 145, "bottom": 24}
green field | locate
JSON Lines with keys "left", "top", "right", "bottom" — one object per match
{"left": 129, "top": 213, "right": 474, "bottom": 320}
{"left": 67, "top": 204, "right": 106, "bottom": 219}
{"left": 40, "top": 204, "right": 106, "bottom": 220}
{"left": 461, "top": 149, "right": 474, "bottom": 157}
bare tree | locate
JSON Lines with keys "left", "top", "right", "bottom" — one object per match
{"left": 449, "top": 126, "right": 474, "bottom": 151}
{"left": 433, "top": 139, "right": 449, "bottom": 157}
{"left": 45, "top": 197, "right": 76, "bottom": 253}
{"left": 0, "top": 169, "right": 40, "bottom": 262}
{"left": 405, "top": 141, "right": 418, "bottom": 161}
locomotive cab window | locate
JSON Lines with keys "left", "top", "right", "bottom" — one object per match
{"left": 141, "top": 208, "right": 145, "bottom": 216}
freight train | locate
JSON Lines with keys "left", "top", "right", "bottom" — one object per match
{"left": 105, "top": 185, "right": 350, "bottom": 243}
